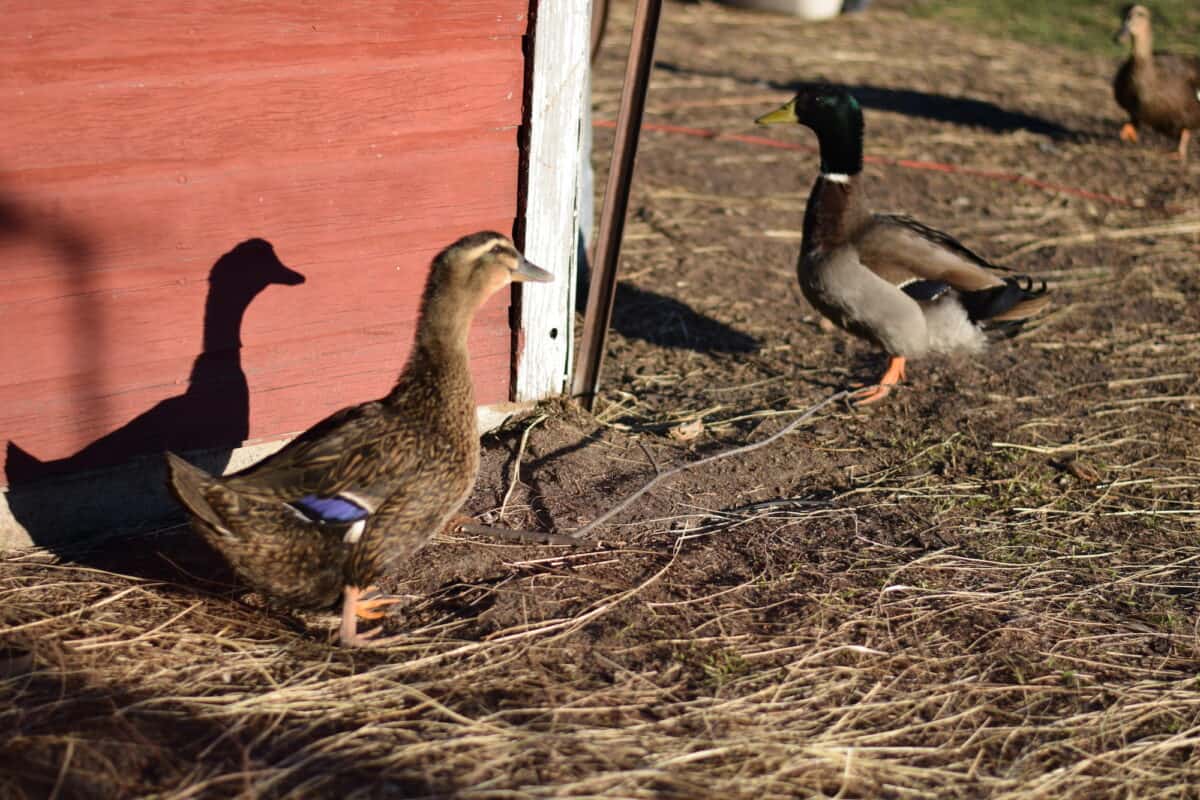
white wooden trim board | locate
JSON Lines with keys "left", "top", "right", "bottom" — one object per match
{"left": 515, "top": 0, "right": 591, "bottom": 401}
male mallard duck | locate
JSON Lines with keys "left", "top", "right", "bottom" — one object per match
{"left": 755, "top": 87, "right": 1050, "bottom": 405}
{"left": 1113, "top": 4, "right": 1200, "bottom": 161}
{"left": 166, "top": 232, "right": 552, "bottom": 647}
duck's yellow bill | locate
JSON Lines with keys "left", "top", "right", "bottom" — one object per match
{"left": 755, "top": 101, "right": 798, "bottom": 126}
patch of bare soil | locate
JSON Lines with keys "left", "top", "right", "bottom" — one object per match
{"left": 3, "top": 3, "right": 1199, "bottom": 798}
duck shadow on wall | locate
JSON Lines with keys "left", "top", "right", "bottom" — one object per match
{"left": 5, "top": 239, "right": 304, "bottom": 571}
{"left": 653, "top": 62, "right": 1081, "bottom": 140}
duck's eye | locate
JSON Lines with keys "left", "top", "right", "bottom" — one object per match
{"left": 489, "top": 244, "right": 505, "bottom": 256}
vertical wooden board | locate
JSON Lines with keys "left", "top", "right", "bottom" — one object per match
{"left": 516, "top": 0, "right": 591, "bottom": 402}
{"left": 1, "top": 45, "right": 526, "bottom": 177}
{"left": 0, "top": 2, "right": 529, "bottom": 488}
{"left": 0, "top": 1, "right": 530, "bottom": 63}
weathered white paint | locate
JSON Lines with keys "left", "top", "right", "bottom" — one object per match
{"left": 515, "top": 0, "right": 591, "bottom": 402}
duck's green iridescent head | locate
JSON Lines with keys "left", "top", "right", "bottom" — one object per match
{"left": 756, "top": 86, "right": 861, "bottom": 134}
{"left": 756, "top": 86, "right": 864, "bottom": 175}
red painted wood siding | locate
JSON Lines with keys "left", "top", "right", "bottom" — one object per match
{"left": 0, "top": 1, "right": 529, "bottom": 486}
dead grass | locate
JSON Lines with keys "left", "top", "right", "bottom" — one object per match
{"left": 3, "top": 387, "right": 1199, "bottom": 797}
{"left": 4, "top": 454, "right": 1199, "bottom": 798}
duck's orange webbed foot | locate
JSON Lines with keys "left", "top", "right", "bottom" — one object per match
{"left": 1119, "top": 122, "right": 1139, "bottom": 143}
{"left": 339, "top": 585, "right": 410, "bottom": 647}
{"left": 851, "top": 356, "right": 906, "bottom": 406}
{"left": 1174, "top": 129, "right": 1190, "bottom": 162}
{"left": 354, "top": 586, "right": 412, "bottom": 620}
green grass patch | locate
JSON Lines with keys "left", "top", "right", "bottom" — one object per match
{"left": 906, "top": 0, "right": 1200, "bottom": 55}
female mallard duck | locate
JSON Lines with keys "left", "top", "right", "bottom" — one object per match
{"left": 1113, "top": 4, "right": 1200, "bottom": 161}
{"left": 755, "top": 87, "right": 1050, "bottom": 405}
{"left": 166, "top": 232, "right": 552, "bottom": 647}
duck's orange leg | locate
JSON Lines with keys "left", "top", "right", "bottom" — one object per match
{"left": 339, "top": 585, "right": 409, "bottom": 647}
{"left": 1119, "top": 122, "right": 1139, "bottom": 143}
{"left": 1176, "top": 129, "right": 1190, "bottom": 162}
{"left": 852, "top": 356, "right": 906, "bottom": 406}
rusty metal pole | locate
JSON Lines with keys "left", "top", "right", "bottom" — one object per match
{"left": 570, "top": 0, "right": 663, "bottom": 410}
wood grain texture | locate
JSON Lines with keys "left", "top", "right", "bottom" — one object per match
{"left": 515, "top": 0, "right": 590, "bottom": 401}
{"left": 0, "top": 2, "right": 529, "bottom": 486}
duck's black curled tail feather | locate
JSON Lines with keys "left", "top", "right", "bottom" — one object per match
{"left": 900, "top": 279, "right": 952, "bottom": 303}
{"left": 961, "top": 276, "right": 1051, "bottom": 336}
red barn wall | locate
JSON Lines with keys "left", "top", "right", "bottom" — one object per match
{"left": 0, "top": 1, "right": 529, "bottom": 487}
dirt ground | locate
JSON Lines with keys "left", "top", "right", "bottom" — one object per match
{"left": 4, "top": 2, "right": 1200, "bottom": 798}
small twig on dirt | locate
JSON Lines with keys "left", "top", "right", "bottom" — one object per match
{"left": 636, "top": 438, "right": 661, "bottom": 475}
{"left": 499, "top": 413, "right": 547, "bottom": 522}
{"left": 992, "top": 437, "right": 1141, "bottom": 456}
{"left": 570, "top": 390, "right": 850, "bottom": 540}
{"left": 457, "top": 522, "right": 578, "bottom": 547}
{"left": 722, "top": 497, "right": 833, "bottom": 514}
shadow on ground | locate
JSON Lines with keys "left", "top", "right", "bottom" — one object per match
{"left": 0, "top": 642, "right": 451, "bottom": 798}
{"left": 655, "top": 62, "right": 1081, "bottom": 140}
{"left": 577, "top": 262, "right": 759, "bottom": 354}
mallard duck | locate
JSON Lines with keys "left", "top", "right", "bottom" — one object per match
{"left": 755, "top": 87, "right": 1050, "bottom": 405}
{"left": 166, "top": 232, "right": 552, "bottom": 647}
{"left": 1113, "top": 4, "right": 1200, "bottom": 161}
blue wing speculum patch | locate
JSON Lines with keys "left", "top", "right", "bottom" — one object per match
{"left": 292, "top": 494, "right": 370, "bottom": 524}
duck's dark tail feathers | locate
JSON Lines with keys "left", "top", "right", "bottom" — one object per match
{"left": 165, "top": 451, "right": 227, "bottom": 532}
{"left": 961, "top": 276, "right": 1051, "bottom": 337}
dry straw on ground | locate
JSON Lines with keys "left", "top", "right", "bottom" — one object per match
{"left": 4, "top": 385, "right": 1199, "bottom": 798}
{"left": 3, "top": 429, "right": 1199, "bottom": 798}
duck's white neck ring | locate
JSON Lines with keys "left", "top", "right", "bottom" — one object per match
{"left": 820, "top": 172, "right": 851, "bottom": 184}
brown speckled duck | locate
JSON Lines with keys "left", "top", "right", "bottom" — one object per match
{"left": 756, "top": 87, "right": 1050, "bottom": 405}
{"left": 1113, "top": 4, "right": 1200, "bottom": 160}
{"left": 166, "top": 232, "right": 552, "bottom": 647}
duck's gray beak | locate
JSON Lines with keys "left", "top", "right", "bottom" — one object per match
{"left": 513, "top": 256, "right": 554, "bottom": 283}
{"left": 1114, "top": 21, "right": 1131, "bottom": 44}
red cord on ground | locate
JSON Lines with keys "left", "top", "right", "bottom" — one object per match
{"left": 594, "top": 118, "right": 1139, "bottom": 208}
